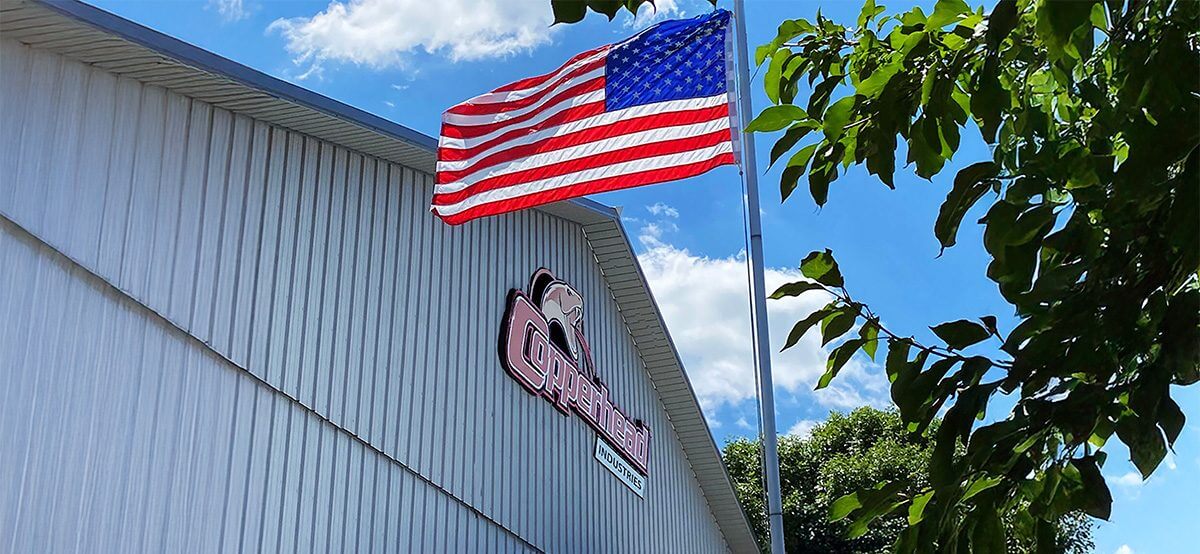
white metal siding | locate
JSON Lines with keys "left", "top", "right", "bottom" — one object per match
{"left": 0, "top": 221, "right": 531, "bottom": 554}
{"left": 0, "top": 37, "right": 732, "bottom": 553}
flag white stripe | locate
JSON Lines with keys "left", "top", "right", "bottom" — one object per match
{"left": 434, "top": 142, "right": 734, "bottom": 216}
{"left": 439, "top": 93, "right": 605, "bottom": 149}
{"left": 441, "top": 72, "right": 605, "bottom": 127}
{"left": 438, "top": 93, "right": 729, "bottom": 155}
{"left": 436, "top": 117, "right": 732, "bottom": 193}
{"left": 459, "top": 49, "right": 608, "bottom": 106}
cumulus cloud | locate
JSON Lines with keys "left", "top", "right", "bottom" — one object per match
{"left": 269, "top": 0, "right": 555, "bottom": 77}
{"left": 633, "top": 222, "right": 890, "bottom": 413}
{"left": 623, "top": 0, "right": 683, "bottom": 29}
{"left": 1114, "top": 545, "right": 1134, "bottom": 554}
{"left": 787, "top": 419, "right": 819, "bottom": 439}
{"left": 211, "top": 0, "right": 248, "bottom": 22}
{"left": 646, "top": 202, "right": 680, "bottom": 218}
{"left": 1109, "top": 470, "right": 1145, "bottom": 498}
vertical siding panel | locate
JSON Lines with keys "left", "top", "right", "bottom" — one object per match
{"left": 210, "top": 114, "right": 254, "bottom": 355}
{"left": 64, "top": 67, "right": 117, "bottom": 270}
{"left": 283, "top": 138, "right": 320, "bottom": 398}
{"left": 166, "top": 100, "right": 213, "bottom": 326}
{"left": 119, "top": 85, "right": 168, "bottom": 296}
{"left": 377, "top": 167, "right": 403, "bottom": 456}
{"left": 188, "top": 107, "right": 233, "bottom": 336}
{"left": 230, "top": 121, "right": 272, "bottom": 368}
{"left": 332, "top": 153, "right": 363, "bottom": 426}
{"left": 0, "top": 41, "right": 33, "bottom": 211}
{"left": 299, "top": 143, "right": 334, "bottom": 409}
{"left": 10, "top": 50, "right": 62, "bottom": 238}
{"left": 144, "top": 92, "right": 189, "bottom": 310}
{"left": 266, "top": 132, "right": 304, "bottom": 388}
{"left": 317, "top": 148, "right": 349, "bottom": 417}
{"left": 41, "top": 59, "right": 88, "bottom": 250}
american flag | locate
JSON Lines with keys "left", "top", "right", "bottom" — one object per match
{"left": 432, "top": 10, "right": 737, "bottom": 225}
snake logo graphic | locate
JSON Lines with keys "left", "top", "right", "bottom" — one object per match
{"left": 527, "top": 268, "right": 594, "bottom": 381}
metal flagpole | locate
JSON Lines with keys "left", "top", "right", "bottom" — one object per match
{"left": 731, "top": 1, "right": 786, "bottom": 553}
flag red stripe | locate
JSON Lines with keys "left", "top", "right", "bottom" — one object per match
{"left": 440, "top": 78, "right": 605, "bottom": 139}
{"left": 436, "top": 104, "right": 730, "bottom": 182}
{"left": 435, "top": 152, "right": 735, "bottom": 225}
{"left": 439, "top": 101, "right": 605, "bottom": 150}
{"left": 433, "top": 129, "right": 732, "bottom": 204}
{"left": 492, "top": 46, "right": 606, "bottom": 93}
{"left": 446, "top": 58, "right": 604, "bottom": 116}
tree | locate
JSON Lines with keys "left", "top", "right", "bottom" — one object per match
{"left": 722, "top": 407, "right": 1093, "bottom": 553}
{"left": 550, "top": 0, "right": 1198, "bottom": 550}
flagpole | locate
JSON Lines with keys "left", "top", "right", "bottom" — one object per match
{"left": 731, "top": 1, "right": 786, "bottom": 553}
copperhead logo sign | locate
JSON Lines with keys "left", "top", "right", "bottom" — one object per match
{"left": 499, "top": 268, "right": 652, "bottom": 477}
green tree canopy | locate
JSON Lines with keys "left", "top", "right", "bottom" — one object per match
{"left": 723, "top": 407, "right": 1093, "bottom": 553}
{"left": 550, "top": 0, "right": 1198, "bottom": 549}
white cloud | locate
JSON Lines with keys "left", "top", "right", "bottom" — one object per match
{"left": 787, "top": 419, "right": 819, "bottom": 439}
{"left": 211, "top": 0, "right": 248, "bottom": 22}
{"left": 1111, "top": 471, "right": 1144, "bottom": 489}
{"left": 1114, "top": 545, "right": 1134, "bottom": 554}
{"left": 646, "top": 202, "right": 680, "bottom": 218}
{"left": 269, "top": 0, "right": 555, "bottom": 77}
{"left": 735, "top": 416, "right": 753, "bottom": 430}
{"left": 634, "top": 224, "right": 890, "bottom": 414}
{"left": 623, "top": 0, "right": 682, "bottom": 29}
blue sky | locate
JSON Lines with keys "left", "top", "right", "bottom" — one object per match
{"left": 86, "top": 0, "right": 1196, "bottom": 551}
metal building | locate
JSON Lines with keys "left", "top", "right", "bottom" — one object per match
{"left": 0, "top": 0, "right": 759, "bottom": 552}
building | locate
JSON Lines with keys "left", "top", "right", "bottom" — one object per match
{"left": 0, "top": 0, "right": 759, "bottom": 552}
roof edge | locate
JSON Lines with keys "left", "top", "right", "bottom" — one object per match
{"left": 30, "top": 0, "right": 618, "bottom": 226}
{"left": 35, "top": 0, "right": 439, "bottom": 151}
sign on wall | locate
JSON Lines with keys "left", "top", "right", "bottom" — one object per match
{"left": 498, "top": 268, "right": 652, "bottom": 485}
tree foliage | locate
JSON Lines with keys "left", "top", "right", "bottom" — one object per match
{"left": 548, "top": 0, "right": 1198, "bottom": 550}
{"left": 757, "top": 0, "right": 1199, "bottom": 550}
{"left": 722, "top": 408, "right": 1093, "bottom": 553}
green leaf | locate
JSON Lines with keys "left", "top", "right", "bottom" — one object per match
{"left": 746, "top": 105, "right": 809, "bottom": 133}
{"left": 800, "top": 249, "right": 844, "bottom": 287}
{"left": 855, "top": 61, "right": 901, "bottom": 99}
{"left": 970, "top": 504, "right": 1007, "bottom": 554}
{"left": 926, "top": 0, "right": 970, "bottom": 29}
{"left": 768, "top": 123, "right": 817, "bottom": 169}
{"left": 935, "top": 162, "right": 998, "bottom": 250}
{"left": 769, "top": 280, "right": 824, "bottom": 299}
{"left": 818, "top": 338, "right": 865, "bottom": 389}
{"left": 821, "top": 307, "right": 857, "bottom": 346}
{"left": 551, "top": 0, "right": 587, "bottom": 24}
{"left": 822, "top": 96, "right": 855, "bottom": 140}
{"left": 961, "top": 476, "right": 1002, "bottom": 502}
{"left": 885, "top": 339, "right": 913, "bottom": 383}
{"left": 782, "top": 304, "right": 835, "bottom": 350}
{"left": 830, "top": 492, "right": 862, "bottom": 521}
{"left": 1072, "top": 456, "right": 1113, "bottom": 520}
{"left": 1115, "top": 413, "right": 1167, "bottom": 478}
{"left": 908, "top": 491, "right": 934, "bottom": 525}
{"left": 860, "top": 320, "right": 880, "bottom": 360}
{"left": 931, "top": 319, "right": 992, "bottom": 350}
{"left": 780, "top": 143, "right": 818, "bottom": 201}
{"left": 985, "top": 0, "right": 1019, "bottom": 51}
{"left": 763, "top": 48, "right": 792, "bottom": 105}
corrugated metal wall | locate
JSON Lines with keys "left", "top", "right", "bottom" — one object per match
{"left": 0, "top": 38, "right": 732, "bottom": 553}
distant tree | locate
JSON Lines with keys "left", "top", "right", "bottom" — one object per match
{"left": 722, "top": 408, "right": 1094, "bottom": 553}
{"left": 550, "top": 0, "right": 1199, "bottom": 549}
